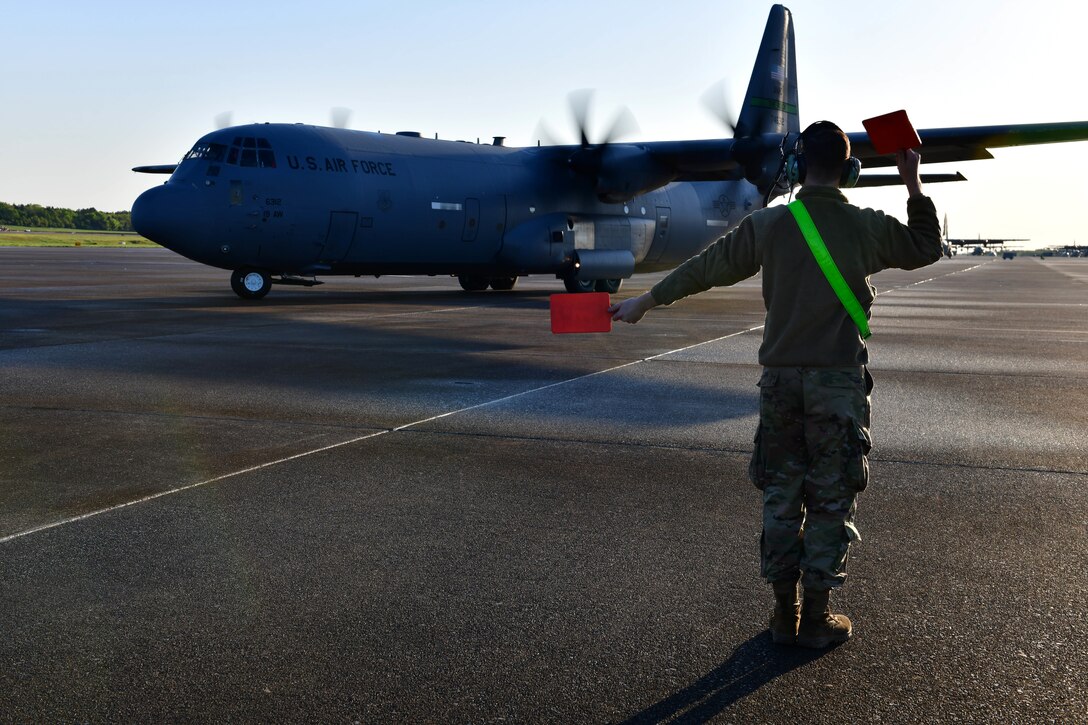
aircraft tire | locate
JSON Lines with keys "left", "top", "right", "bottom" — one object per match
{"left": 489, "top": 276, "right": 518, "bottom": 291}
{"left": 231, "top": 268, "right": 272, "bottom": 300}
{"left": 595, "top": 278, "right": 622, "bottom": 294}
{"left": 563, "top": 276, "right": 596, "bottom": 293}
{"left": 458, "top": 275, "right": 490, "bottom": 292}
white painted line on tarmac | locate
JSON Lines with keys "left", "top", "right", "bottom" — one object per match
{"left": 876, "top": 262, "right": 988, "bottom": 294}
{"left": 644, "top": 324, "right": 767, "bottom": 361}
{"left": 3, "top": 265, "right": 965, "bottom": 545}
{"left": 1, "top": 324, "right": 768, "bottom": 545}
{"left": 0, "top": 431, "right": 389, "bottom": 545}
{"left": 394, "top": 323, "right": 769, "bottom": 432}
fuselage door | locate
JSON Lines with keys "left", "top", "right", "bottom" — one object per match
{"left": 225, "top": 178, "right": 262, "bottom": 261}
{"left": 229, "top": 180, "right": 244, "bottom": 206}
{"left": 323, "top": 211, "right": 359, "bottom": 262}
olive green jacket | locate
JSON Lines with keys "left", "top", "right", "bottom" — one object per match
{"left": 650, "top": 186, "right": 942, "bottom": 366}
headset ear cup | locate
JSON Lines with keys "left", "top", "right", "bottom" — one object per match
{"left": 786, "top": 153, "right": 806, "bottom": 185}
{"left": 841, "top": 156, "right": 862, "bottom": 188}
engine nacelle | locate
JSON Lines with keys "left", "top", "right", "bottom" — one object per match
{"left": 593, "top": 145, "right": 677, "bottom": 203}
{"left": 498, "top": 214, "right": 573, "bottom": 273}
{"left": 573, "top": 249, "right": 635, "bottom": 281}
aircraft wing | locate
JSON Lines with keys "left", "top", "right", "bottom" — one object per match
{"left": 633, "top": 120, "right": 1088, "bottom": 180}
{"left": 849, "top": 120, "right": 1088, "bottom": 168}
{"left": 946, "top": 238, "right": 1028, "bottom": 246}
{"left": 537, "top": 139, "right": 742, "bottom": 178}
{"left": 535, "top": 139, "right": 746, "bottom": 201}
{"left": 638, "top": 139, "right": 742, "bottom": 179}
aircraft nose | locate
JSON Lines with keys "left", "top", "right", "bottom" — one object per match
{"left": 133, "top": 184, "right": 235, "bottom": 266}
{"left": 131, "top": 184, "right": 179, "bottom": 248}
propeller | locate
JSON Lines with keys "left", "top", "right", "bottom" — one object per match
{"left": 330, "top": 107, "right": 352, "bottom": 129}
{"left": 563, "top": 90, "right": 641, "bottom": 182}
{"left": 532, "top": 90, "right": 639, "bottom": 149}
{"left": 531, "top": 118, "right": 561, "bottom": 147}
{"left": 538, "top": 90, "right": 679, "bottom": 203}
{"left": 214, "top": 107, "right": 354, "bottom": 132}
{"left": 568, "top": 89, "right": 639, "bottom": 148}
{"left": 700, "top": 80, "right": 739, "bottom": 137}
{"left": 701, "top": 79, "right": 787, "bottom": 191}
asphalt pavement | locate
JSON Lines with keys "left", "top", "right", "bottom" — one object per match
{"left": 1, "top": 248, "right": 1085, "bottom": 723}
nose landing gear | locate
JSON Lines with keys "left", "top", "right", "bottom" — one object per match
{"left": 230, "top": 268, "right": 272, "bottom": 300}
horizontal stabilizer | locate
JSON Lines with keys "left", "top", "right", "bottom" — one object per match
{"left": 854, "top": 172, "right": 967, "bottom": 188}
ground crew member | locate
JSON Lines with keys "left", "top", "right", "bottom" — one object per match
{"left": 609, "top": 121, "right": 942, "bottom": 647}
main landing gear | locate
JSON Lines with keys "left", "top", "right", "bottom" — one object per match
{"left": 457, "top": 275, "right": 620, "bottom": 293}
{"left": 562, "top": 276, "right": 622, "bottom": 294}
{"left": 457, "top": 275, "right": 519, "bottom": 292}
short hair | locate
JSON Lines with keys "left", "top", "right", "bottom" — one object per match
{"left": 801, "top": 121, "right": 850, "bottom": 176}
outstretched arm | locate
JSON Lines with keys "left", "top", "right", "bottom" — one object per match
{"left": 609, "top": 291, "right": 659, "bottom": 324}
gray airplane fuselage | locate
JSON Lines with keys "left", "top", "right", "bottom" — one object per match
{"left": 131, "top": 4, "right": 1088, "bottom": 300}
{"left": 132, "top": 123, "right": 761, "bottom": 284}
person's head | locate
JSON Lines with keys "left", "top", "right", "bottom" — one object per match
{"left": 793, "top": 121, "right": 860, "bottom": 188}
{"left": 802, "top": 121, "right": 849, "bottom": 178}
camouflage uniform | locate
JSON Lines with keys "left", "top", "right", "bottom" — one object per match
{"left": 749, "top": 366, "right": 873, "bottom": 590}
{"left": 649, "top": 185, "right": 941, "bottom": 593}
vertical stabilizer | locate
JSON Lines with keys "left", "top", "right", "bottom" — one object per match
{"left": 737, "top": 4, "right": 799, "bottom": 139}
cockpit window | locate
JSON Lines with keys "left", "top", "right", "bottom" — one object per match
{"left": 183, "top": 142, "right": 227, "bottom": 162}
{"left": 256, "top": 138, "right": 276, "bottom": 168}
{"left": 223, "top": 136, "right": 276, "bottom": 168}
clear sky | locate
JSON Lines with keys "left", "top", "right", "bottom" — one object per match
{"left": 3, "top": 0, "right": 1087, "bottom": 247}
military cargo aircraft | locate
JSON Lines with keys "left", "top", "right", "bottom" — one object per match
{"left": 131, "top": 4, "right": 1088, "bottom": 300}
{"left": 941, "top": 214, "right": 1028, "bottom": 256}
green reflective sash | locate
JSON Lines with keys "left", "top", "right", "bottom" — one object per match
{"left": 787, "top": 200, "right": 872, "bottom": 339}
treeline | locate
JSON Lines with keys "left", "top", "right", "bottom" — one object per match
{"left": 0, "top": 202, "right": 133, "bottom": 232}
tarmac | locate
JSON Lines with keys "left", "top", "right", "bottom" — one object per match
{"left": 1, "top": 247, "right": 1086, "bottom": 723}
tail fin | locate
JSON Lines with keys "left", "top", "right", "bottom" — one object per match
{"left": 737, "top": 4, "right": 800, "bottom": 139}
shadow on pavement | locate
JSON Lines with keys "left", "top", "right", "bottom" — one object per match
{"left": 618, "top": 632, "right": 830, "bottom": 723}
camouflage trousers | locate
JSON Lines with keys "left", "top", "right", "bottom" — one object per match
{"left": 748, "top": 366, "right": 873, "bottom": 591}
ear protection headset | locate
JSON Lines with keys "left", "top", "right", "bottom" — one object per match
{"left": 784, "top": 121, "right": 862, "bottom": 188}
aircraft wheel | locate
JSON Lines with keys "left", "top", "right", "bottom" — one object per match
{"left": 458, "top": 275, "right": 490, "bottom": 292}
{"left": 595, "top": 278, "right": 622, "bottom": 294}
{"left": 563, "top": 276, "right": 596, "bottom": 293}
{"left": 489, "top": 276, "right": 518, "bottom": 291}
{"left": 231, "top": 268, "right": 272, "bottom": 300}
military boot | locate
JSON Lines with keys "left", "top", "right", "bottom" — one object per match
{"left": 768, "top": 574, "right": 801, "bottom": 644}
{"left": 796, "top": 588, "right": 852, "bottom": 648}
